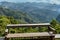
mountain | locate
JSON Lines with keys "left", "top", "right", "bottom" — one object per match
{"left": 0, "top": 7, "right": 37, "bottom": 23}
{"left": 56, "top": 14, "right": 60, "bottom": 22}
{"left": 0, "top": 1, "right": 60, "bottom": 23}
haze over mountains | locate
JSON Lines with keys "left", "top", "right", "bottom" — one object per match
{"left": 0, "top": 0, "right": 60, "bottom": 4}
{"left": 0, "top": 1, "right": 60, "bottom": 23}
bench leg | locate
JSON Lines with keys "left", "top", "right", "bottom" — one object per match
{"left": 50, "top": 36, "right": 55, "bottom": 40}
{"left": 5, "top": 37, "right": 9, "bottom": 40}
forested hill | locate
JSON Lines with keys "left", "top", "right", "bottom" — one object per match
{"left": 56, "top": 14, "right": 60, "bottom": 22}
{"left": 0, "top": 1, "right": 60, "bottom": 37}
{"left": 0, "top": 7, "right": 36, "bottom": 23}
{"left": 0, "top": 1, "right": 60, "bottom": 22}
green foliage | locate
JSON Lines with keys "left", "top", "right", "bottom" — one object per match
{"left": 0, "top": 15, "right": 10, "bottom": 36}
{"left": 39, "top": 27, "right": 48, "bottom": 32}
{"left": 1, "top": 2, "right": 59, "bottom": 23}
{"left": 0, "top": 7, "right": 34, "bottom": 23}
{"left": 50, "top": 19, "right": 60, "bottom": 34}
{"left": 55, "top": 24, "right": 60, "bottom": 33}
{"left": 1, "top": 16, "right": 60, "bottom": 37}
{"left": 50, "top": 19, "right": 58, "bottom": 27}
{"left": 8, "top": 16, "right": 20, "bottom": 24}
{"left": 0, "top": 15, "right": 21, "bottom": 36}
{"left": 0, "top": 5, "right": 60, "bottom": 38}
{"left": 56, "top": 14, "right": 60, "bottom": 22}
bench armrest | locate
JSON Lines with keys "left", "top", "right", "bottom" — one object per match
{"left": 49, "top": 26, "right": 56, "bottom": 34}
{"left": 49, "top": 27, "right": 55, "bottom": 31}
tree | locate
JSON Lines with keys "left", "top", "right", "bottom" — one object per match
{"left": 0, "top": 15, "right": 10, "bottom": 36}
{"left": 50, "top": 19, "right": 58, "bottom": 27}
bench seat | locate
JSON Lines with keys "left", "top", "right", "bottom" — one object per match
{"left": 6, "top": 32, "right": 55, "bottom": 38}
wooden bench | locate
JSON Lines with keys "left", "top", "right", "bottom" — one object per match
{"left": 5, "top": 23, "right": 55, "bottom": 40}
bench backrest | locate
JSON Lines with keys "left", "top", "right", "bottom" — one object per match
{"left": 5, "top": 23, "right": 55, "bottom": 34}
{"left": 7, "top": 23, "right": 50, "bottom": 28}
{"left": 5, "top": 23, "right": 55, "bottom": 40}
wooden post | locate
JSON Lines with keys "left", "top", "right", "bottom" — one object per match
{"left": 5, "top": 37, "right": 9, "bottom": 40}
{"left": 5, "top": 28, "right": 9, "bottom": 40}
{"left": 50, "top": 36, "right": 55, "bottom": 40}
{"left": 48, "top": 26, "right": 51, "bottom": 32}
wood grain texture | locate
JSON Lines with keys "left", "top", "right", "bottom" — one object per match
{"left": 6, "top": 32, "right": 55, "bottom": 38}
{"left": 7, "top": 23, "right": 50, "bottom": 28}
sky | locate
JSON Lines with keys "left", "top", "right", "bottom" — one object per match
{"left": 0, "top": 0, "right": 60, "bottom": 4}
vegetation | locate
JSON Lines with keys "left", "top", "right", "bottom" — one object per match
{"left": 0, "top": 1, "right": 60, "bottom": 23}
{"left": 0, "top": 7, "right": 35, "bottom": 23}
{"left": 51, "top": 19, "right": 60, "bottom": 34}
{"left": 0, "top": 15, "right": 20, "bottom": 36}
{"left": 0, "top": 3, "right": 60, "bottom": 40}
{"left": 0, "top": 1, "right": 60, "bottom": 40}
{"left": 0, "top": 6, "right": 60, "bottom": 37}
{"left": 0, "top": 15, "right": 60, "bottom": 37}
{"left": 56, "top": 14, "right": 60, "bottom": 22}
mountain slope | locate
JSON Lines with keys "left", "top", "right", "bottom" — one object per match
{"left": 0, "top": 7, "right": 35, "bottom": 23}
{"left": 0, "top": 1, "right": 60, "bottom": 23}
{"left": 56, "top": 14, "right": 60, "bottom": 22}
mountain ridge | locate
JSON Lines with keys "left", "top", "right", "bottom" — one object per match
{"left": 0, "top": 1, "right": 60, "bottom": 23}
{"left": 0, "top": 6, "right": 37, "bottom": 23}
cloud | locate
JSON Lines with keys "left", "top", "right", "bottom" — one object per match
{"left": 49, "top": 0, "right": 60, "bottom": 4}
{"left": 0, "top": 0, "right": 60, "bottom": 4}
{"left": 36, "top": 0, "right": 60, "bottom": 4}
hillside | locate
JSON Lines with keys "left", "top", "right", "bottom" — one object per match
{"left": 0, "top": 1, "right": 60, "bottom": 22}
{"left": 0, "top": 1, "right": 60, "bottom": 38}
{"left": 56, "top": 14, "right": 60, "bottom": 22}
{"left": 0, "top": 7, "right": 35, "bottom": 23}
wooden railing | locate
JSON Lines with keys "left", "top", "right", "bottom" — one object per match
{"left": 5, "top": 23, "right": 55, "bottom": 40}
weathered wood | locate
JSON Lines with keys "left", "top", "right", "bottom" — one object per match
{"left": 7, "top": 23, "right": 50, "bottom": 28}
{"left": 50, "top": 36, "right": 55, "bottom": 40}
{"left": 48, "top": 26, "right": 56, "bottom": 34}
{"left": 55, "top": 34, "right": 60, "bottom": 38}
{"left": 5, "top": 32, "right": 54, "bottom": 38}
{"left": 5, "top": 23, "right": 55, "bottom": 40}
{"left": 48, "top": 26, "right": 55, "bottom": 31}
{"left": 5, "top": 37, "right": 9, "bottom": 40}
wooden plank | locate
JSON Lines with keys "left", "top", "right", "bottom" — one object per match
{"left": 48, "top": 27, "right": 55, "bottom": 31}
{"left": 55, "top": 34, "right": 60, "bottom": 38}
{"left": 7, "top": 23, "right": 50, "bottom": 28}
{"left": 6, "top": 32, "right": 54, "bottom": 38}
